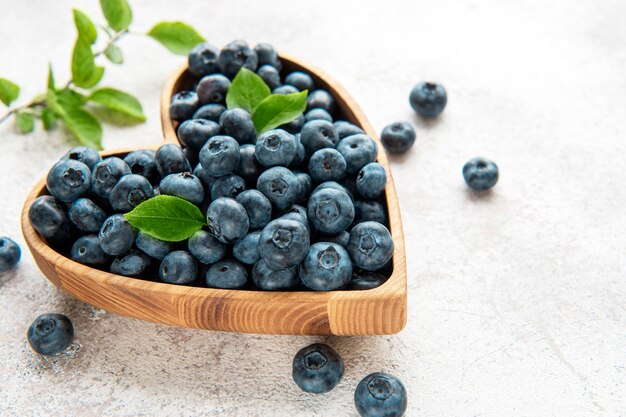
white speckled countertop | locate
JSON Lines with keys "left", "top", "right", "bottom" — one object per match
{"left": 1, "top": 0, "right": 624, "bottom": 415}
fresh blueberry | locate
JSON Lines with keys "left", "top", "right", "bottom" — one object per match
{"left": 235, "top": 144, "right": 262, "bottom": 182}
{"left": 256, "top": 167, "right": 301, "bottom": 210}
{"left": 314, "top": 181, "right": 354, "bottom": 202}
{"left": 285, "top": 71, "right": 315, "bottom": 92}
{"left": 68, "top": 198, "right": 107, "bottom": 232}
{"left": 98, "top": 214, "right": 137, "bottom": 256}
{"left": 410, "top": 81, "right": 447, "bottom": 118}
{"left": 197, "top": 74, "right": 231, "bottom": 104}
{"left": 219, "top": 109, "right": 256, "bottom": 144}
{"left": 193, "top": 163, "right": 217, "bottom": 190}
{"left": 306, "top": 89, "right": 335, "bottom": 113}
{"left": 255, "top": 129, "right": 297, "bottom": 167}
{"left": 170, "top": 91, "right": 199, "bottom": 121}
{"left": 111, "top": 249, "right": 151, "bottom": 277}
{"left": 188, "top": 42, "right": 220, "bottom": 78}
{"left": 307, "top": 187, "right": 355, "bottom": 234}
{"left": 28, "top": 196, "right": 72, "bottom": 244}
{"left": 308, "top": 148, "right": 347, "bottom": 183}
{"left": 334, "top": 121, "right": 364, "bottom": 139}
{"left": 251, "top": 259, "right": 299, "bottom": 290}
{"left": 258, "top": 218, "right": 309, "bottom": 269}
{"left": 354, "top": 200, "right": 387, "bottom": 225}
{"left": 218, "top": 40, "right": 258, "bottom": 79}
{"left": 70, "top": 234, "right": 109, "bottom": 266}
{"left": 236, "top": 190, "right": 272, "bottom": 230}
{"left": 199, "top": 135, "right": 240, "bottom": 177}
{"left": 206, "top": 198, "right": 249, "bottom": 244}
{"left": 211, "top": 174, "right": 246, "bottom": 200}
{"left": 273, "top": 85, "right": 299, "bottom": 95}
{"left": 295, "top": 172, "right": 312, "bottom": 202}
{"left": 290, "top": 133, "right": 306, "bottom": 165}
{"left": 233, "top": 231, "right": 261, "bottom": 265}
{"left": 354, "top": 372, "right": 407, "bottom": 417}
{"left": 0, "top": 237, "right": 20, "bottom": 272}
{"left": 177, "top": 119, "right": 221, "bottom": 152}
{"left": 349, "top": 270, "right": 388, "bottom": 290}
{"left": 462, "top": 157, "right": 499, "bottom": 191}
{"left": 305, "top": 108, "right": 332, "bottom": 123}
{"left": 300, "top": 120, "right": 339, "bottom": 155}
{"left": 63, "top": 146, "right": 101, "bottom": 170}
{"left": 380, "top": 122, "right": 416, "bottom": 154}
{"left": 188, "top": 230, "right": 227, "bottom": 264}
{"left": 155, "top": 144, "right": 192, "bottom": 177}
{"left": 123, "top": 150, "right": 159, "bottom": 185}
{"left": 280, "top": 114, "right": 305, "bottom": 134}
{"left": 205, "top": 259, "right": 248, "bottom": 289}
{"left": 337, "top": 134, "right": 378, "bottom": 175}
{"left": 27, "top": 313, "right": 74, "bottom": 356}
{"left": 91, "top": 157, "right": 131, "bottom": 200}
{"left": 257, "top": 65, "right": 281, "bottom": 89}
{"left": 254, "top": 42, "right": 282, "bottom": 70}
{"left": 292, "top": 343, "right": 344, "bottom": 393}
{"left": 182, "top": 145, "right": 197, "bottom": 169}
{"left": 135, "top": 231, "right": 173, "bottom": 261}
{"left": 46, "top": 159, "right": 91, "bottom": 203}
{"left": 299, "top": 242, "right": 352, "bottom": 291}
{"left": 160, "top": 172, "right": 205, "bottom": 204}
{"left": 193, "top": 103, "right": 226, "bottom": 122}
{"left": 159, "top": 250, "right": 198, "bottom": 284}
{"left": 348, "top": 222, "right": 393, "bottom": 271}
{"left": 356, "top": 163, "right": 387, "bottom": 199}
{"left": 318, "top": 231, "right": 350, "bottom": 248}
{"left": 279, "top": 204, "right": 310, "bottom": 234}
{"left": 110, "top": 174, "right": 155, "bottom": 212}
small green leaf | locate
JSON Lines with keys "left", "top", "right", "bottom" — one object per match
{"left": 99, "top": 0, "right": 132, "bottom": 32}
{"left": 252, "top": 91, "right": 308, "bottom": 133}
{"left": 15, "top": 112, "right": 35, "bottom": 133}
{"left": 226, "top": 68, "right": 271, "bottom": 113}
{"left": 104, "top": 45, "right": 123, "bottom": 64}
{"left": 0, "top": 78, "right": 20, "bottom": 106}
{"left": 57, "top": 88, "right": 87, "bottom": 108}
{"left": 124, "top": 195, "right": 206, "bottom": 242}
{"left": 71, "top": 38, "right": 104, "bottom": 88}
{"left": 73, "top": 9, "right": 98, "bottom": 44}
{"left": 88, "top": 87, "right": 146, "bottom": 121}
{"left": 47, "top": 64, "right": 55, "bottom": 90}
{"left": 53, "top": 95, "right": 103, "bottom": 149}
{"left": 41, "top": 108, "right": 58, "bottom": 130}
{"left": 147, "top": 22, "right": 205, "bottom": 55}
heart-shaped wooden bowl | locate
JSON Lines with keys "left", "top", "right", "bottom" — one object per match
{"left": 21, "top": 53, "right": 407, "bottom": 336}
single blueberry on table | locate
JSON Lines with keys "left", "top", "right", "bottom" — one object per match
{"left": 68, "top": 198, "right": 107, "bottom": 233}
{"left": 63, "top": 146, "right": 101, "bottom": 170}
{"left": 251, "top": 259, "right": 299, "bottom": 290}
{"left": 254, "top": 42, "right": 282, "bottom": 70}
{"left": 292, "top": 343, "right": 344, "bottom": 394}
{"left": 259, "top": 218, "right": 310, "bottom": 270}
{"left": 300, "top": 120, "right": 339, "bottom": 155}
{"left": 356, "top": 162, "right": 387, "bottom": 199}
{"left": 135, "top": 231, "right": 173, "bottom": 261}
{"left": 188, "top": 229, "right": 227, "bottom": 264}
{"left": 27, "top": 313, "right": 74, "bottom": 356}
{"left": 272, "top": 84, "right": 299, "bottom": 95}
{"left": 306, "top": 89, "right": 335, "bottom": 113}
{"left": 299, "top": 242, "right": 352, "bottom": 291}
{"left": 305, "top": 108, "right": 332, "bottom": 123}
{"left": 110, "top": 249, "right": 151, "bottom": 277}
{"left": 197, "top": 74, "right": 231, "bottom": 104}
{"left": 463, "top": 157, "right": 499, "bottom": 191}
{"left": 354, "top": 200, "right": 387, "bottom": 226}
{"left": 349, "top": 270, "right": 388, "bottom": 290}
{"left": 334, "top": 120, "right": 364, "bottom": 139}
{"left": 280, "top": 114, "right": 305, "bottom": 135}
{"left": 348, "top": 221, "right": 394, "bottom": 272}
{"left": 255, "top": 129, "right": 297, "bottom": 167}
{"left": 70, "top": 234, "right": 109, "bottom": 266}
{"left": 123, "top": 150, "right": 159, "bottom": 185}
{"left": 285, "top": 71, "right": 315, "bottom": 92}
{"left": 218, "top": 40, "right": 259, "bottom": 79}
{"left": 410, "top": 81, "right": 447, "bottom": 118}
{"left": 28, "top": 196, "right": 72, "bottom": 245}
{"left": 193, "top": 103, "right": 226, "bottom": 122}
{"left": 0, "top": 237, "right": 21, "bottom": 272}
{"left": 380, "top": 122, "right": 416, "bottom": 154}
{"left": 256, "top": 167, "right": 302, "bottom": 210}
{"left": 160, "top": 172, "right": 205, "bottom": 205}
{"left": 233, "top": 231, "right": 262, "bottom": 265}
{"left": 236, "top": 189, "right": 272, "bottom": 230}
{"left": 318, "top": 231, "right": 350, "bottom": 248}
{"left": 205, "top": 259, "right": 248, "bottom": 289}
{"left": 199, "top": 135, "right": 241, "bottom": 177}
{"left": 193, "top": 163, "right": 217, "bottom": 190}
{"left": 188, "top": 42, "right": 220, "bottom": 78}
{"left": 235, "top": 144, "right": 262, "bottom": 183}
{"left": 110, "top": 174, "right": 155, "bottom": 212}
{"left": 177, "top": 119, "right": 221, "bottom": 152}
{"left": 307, "top": 187, "right": 355, "bottom": 234}
{"left": 308, "top": 148, "right": 347, "bottom": 183}
{"left": 155, "top": 144, "right": 192, "bottom": 177}
{"left": 98, "top": 214, "right": 137, "bottom": 256}
{"left": 206, "top": 197, "right": 250, "bottom": 244}
{"left": 46, "top": 159, "right": 91, "bottom": 203}
{"left": 219, "top": 108, "right": 257, "bottom": 145}
{"left": 159, "top": 251, "right": 198, "bottom": 284}
{"left": 337, "top": 134, "right": 378, "bottom": 175}
{"left": 91, "top": 157, "right": 131, "bottom": 200}
{"left": 169, "top": 90, "right": 199, "bottom": 121}
{"left": 257, "top": 64, "right": 281, "bottom": 89}
{"left": 210, "top": 174, "right": 246, "bottom": 200}
{"left": 354, "top": 372, "right": 407, "bottom": 417}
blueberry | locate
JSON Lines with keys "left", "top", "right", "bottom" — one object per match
{"left": 68, "top": 198, "right": 107, "bottom": 232}
{"left": 46, "top": 159, "right": 91, "bottom": 203}
{"left": 257, "top": 65, "right": 281, "bottom": 89}
{"left": 235, "top": 144, "right": 262, "bottom": 182}
{"left": 462, "top": 157, "right": 499, "bottom": 191}
{"left": 299, "top": 242, "right": 352, "bottom": 291}
{"left": 308, "top": 148, "right": 347, "bottom": 183}
{"left": 188, "top": 230, "right": 227, "bottom": 264}
{"left": 318, "top": 231, "right": 350, "bottom": 248}
{"left": 292, "top": 343, "right": 344, "bottom": 394}
{"left": 98, "top": 214, "right": 137, "bottom": 256}
{"left": 255, "top": 129, "right": 297, "bottom": 167}
{"left": 110, "top": 174, "right": 155, "bottom": 212}
{"left": 348, "top": 270, "right": 388, "bottom": 290}
{"left": 183, "top": 147, "right": 198, "bottom": 168}
{"left": 155, "top": 144, "right": 192, "bottom": 177}
{"left": 205, "top": 259, "right": 248, "bottom": 289}
{"left": 193, "top": 163, "right": 217, "bottom": 190}
{"left": 285, "top": 71, "right": 315, "bottom": 92}
{"left": 256, "top": 167, "right": 301, "bottom": 210}
{"left": 254, "top": 43, "right": 282, "bottom": 70}
{"left": 160, "top": 172, "right": 205, "bottom": 204}
{"left": 91, "top": 157, "right": 131, "bottom": 199}
{"left": 27, "top": 313, "right": 74, "bottom": 356}
{"left": 380, "top": 122, "right": 416, "bottom": 154}
{"left": 159, "top": 250, "right": 198, "bottom": 284}
{"left": 233, "top": 231, "right": 261, "bottom": 265}
{"left": 170, "top": 91, "right": 199, "bottom": 121}
{"left": 334, "top": 121, "right": 364, "bottom": 139}
{"left": 236, "top": 190, "right": 272, "bottom": 230}
{"left": 197, "top": 74, "right": 231, "bottom": 104}
{"left": 177, "top": 119, "right": 221, "bottom": 152}
{"left": 348, "top": 222, "right": 393, "bottom": 271}
{"left": 314, "top": 181, "right": 354, "bottom": 202}
{"left": 188, "top": 42, "right": 220, "bottom": 78}
{"left": 354, "top": 200, "right": 387, "bottom": 225}
{"left": 123, "top": 150, "right": 159, "bottom": 185}
{"left": 279, "top": 204, "right": 310, "bottom": 234}
{"left": 410, "top": 81, "right": 447, "bottom": 118}
{"left": 258, "top": 218, "right": 309, "bottom": 269}
{"left": 354, "top": 372, "right": 407, "bottom": 417}
{"left": 306, "top": 89, "right": 335, "bottom": 113}
{"left": 63, "top": 146, "right": 101, "bottom": 170}
{"left": 300, "top": 120, "right": 339, "bottom": 155}
{"left": 305, "top": 108, "right": 332, "bottom": 123}
{"left": 0, "top": 237, "right": 20, "bottom": 272}
{"left": 28, "top": 196, "right": 72, "bottom": 244}
{"left": 198, "top": 135, "right": 240, "bottom": 177}
{"left": 111, "top": 249, "right": 151, "bottom": 277}
{"left": 356, "top": 163, "right": 387, "bottom": 199}
{"left": 219, "top": 109, "right": 256, "bottom": 144}
{"left": 206, "top": 198, "right": 249, "bottom": 244}
{"left": 290, "top": 133, "right": 306, "bottom": 165}
{"left": 210, "top": 174, "right": 246, "bottom": 200}
{"left": 273, "top": 85, "right": 299, "bottom": 95}
{"left": 135, "top": 231, "right": 173, "bottom": 261}
{"left": 279, "top": 114, "right": 305, "bottom": 134}
{"left": 193, "top": 103, "right": 226, "bottom": 122}
{"left": 337, "top": 134, "right": 378, "bottom": 175}
{"left": 295, "top": 172, "right": 312, "bottom": 202}
{"left": 218, "top": 40, "right": 258, "bottom": 79}
{"left": 307, "top": 187, "right": 355, "bottom": 234}
{"left": 251, "top": 259, "right": 299, "bottom": 290}
{"left": 70, "top": 234, "right": 109, "bottom": 266}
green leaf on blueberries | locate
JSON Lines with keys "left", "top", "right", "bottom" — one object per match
{"left": 252, "top": 90, "right": 308, "bottom": 133}
{"left": 15, "top": 112, "right": 35, "bottom": 133}
{"left": 88, "top": 87, "right": 146, "bottom": 121}
{"left": 147, "top": 22, "right": 205, "bottom": 55}
{"left": 226, "top": 68, "right": 271, "bottom": 113}
{"left": 125, "top": 195, "right": 206, "bottom": 242}
{"left": 41, "top": 108, "right": 58, "bottom": 131}
{"left": 104, "top": 45, "right": 123, "bottom": 64}
{"left": 0, "top": 78, "right": 20, "bottom": 106}
{"left": 73, "top": 9, "right": 98, "bottom": 44}
{"left": 99, "top": 0, "right": 132, "bottom": 32}
{"left": 71, "top": 38, "right": 104, "bottom": 88}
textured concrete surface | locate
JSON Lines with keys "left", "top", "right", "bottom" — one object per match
{"left": 1, "top": 0, "right": 625, "bottom": 416}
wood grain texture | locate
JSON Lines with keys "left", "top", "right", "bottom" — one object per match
{"left": 21, "top": 54, "right": 407, "bottom": 336}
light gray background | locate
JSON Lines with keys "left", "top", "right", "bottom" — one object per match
{"left": 0, "top": 0, "right": 624, "bottom": 416}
